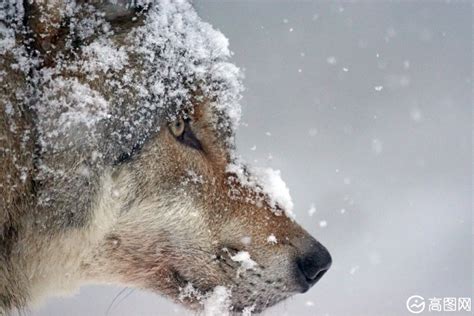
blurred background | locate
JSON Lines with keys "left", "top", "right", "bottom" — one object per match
{"left": 32, "top": 1, "right": 472, "bottom": 315}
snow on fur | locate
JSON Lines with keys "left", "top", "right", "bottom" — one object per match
{"left": 227, "top": 163, "right": 295, "bottom": 218}
{"left": 178, "top": 284, "right": 233, "bottom": 315}
{"left": 267, "top": 234, "right": 278, "bottom": 244}
{"left": 32, "top": 0, "right": 242, "bottom": 158}
{"left": 203, "top": 286, "right": 232, "bottom": 316}
{"left": 230, "top": 251, "right": 257, "bottom": 270}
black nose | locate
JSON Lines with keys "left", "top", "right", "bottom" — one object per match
{"left": 295, "top": 240, "right": 332, "bottom": 292}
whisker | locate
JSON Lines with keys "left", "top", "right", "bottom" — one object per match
{"left": 105, "top": 287, "right": 129, "bottom": 316}
{"left": 114, "top": 288, "right": 135, "bottom": 310}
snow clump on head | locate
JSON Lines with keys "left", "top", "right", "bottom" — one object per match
{"left": 129, "top": 0, "right": 242, "bottom": 133}
{"left": 227, "top": 163, "right": 295, "bottom": 218}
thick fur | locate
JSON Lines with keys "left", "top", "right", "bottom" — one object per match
{"left": 0, "top": 1, "right": 330, "bottom": 314}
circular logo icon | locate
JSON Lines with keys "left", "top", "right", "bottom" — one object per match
{"left": 406, "top": 295, "right": 426, "bottom": 314}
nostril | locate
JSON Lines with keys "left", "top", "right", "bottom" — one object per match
{"left": 312, "top": 267, "right": 328, "bottom": 283}
{"left": 297, "top": 256, "right": 329, "bottom": 282}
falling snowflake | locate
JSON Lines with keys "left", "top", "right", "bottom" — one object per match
{"left": 371, "top": 138, "right": 383, "bottom": 155}
{"left": 326, "top": 56, "right": 337, "bottom": 65}
{"left": 349, "top": 265, "right": 360, "bottom": 275}
{"left": 410, "top": 108, "right": 423, "bottom": 122}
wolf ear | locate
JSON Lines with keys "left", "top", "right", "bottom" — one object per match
{"left": 26, "top": 1, "right": 147, "bottom": 64}
{"left": 27, "top": 0, "right": 68, "bottom": 55}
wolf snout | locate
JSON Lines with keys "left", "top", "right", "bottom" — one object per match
{"left": 294, "top": 239, "right": 332, "bottom": 293}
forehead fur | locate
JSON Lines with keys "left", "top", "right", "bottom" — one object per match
{"left": 24, "top": 0, "right": 242, "bottom": 162}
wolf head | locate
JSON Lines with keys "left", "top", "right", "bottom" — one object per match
{"left": 1, "top": 0, "right": 331, "bottom": 313}
{"left": 82, "top": 100, "right": 331, "bottom": 313}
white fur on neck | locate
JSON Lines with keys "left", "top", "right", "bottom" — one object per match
{"left": 26, "top": 170, "right": 125, "bottom": 306}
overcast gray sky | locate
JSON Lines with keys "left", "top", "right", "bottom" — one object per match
{"left": 32, "top": 1, "right": 472, "bottom": 315}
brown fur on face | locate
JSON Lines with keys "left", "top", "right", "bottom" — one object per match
{"left": 81, "top": 102, "right": 325, "bottom": 313}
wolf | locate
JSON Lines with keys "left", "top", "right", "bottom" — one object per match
{"left": 0, "top": 0, "right": 331, "bottom": 314}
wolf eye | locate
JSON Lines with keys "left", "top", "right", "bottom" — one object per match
{"left": 170, "top": 117, "right": 185, "bottom": 137}
{"left": 168, "top": 117, "right": 204, "bottom": 151}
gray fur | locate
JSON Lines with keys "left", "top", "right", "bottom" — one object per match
{"left": 0, "top": 1, "right": 328, "bottom": 314}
